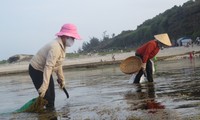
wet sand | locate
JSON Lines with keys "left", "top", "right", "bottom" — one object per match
{"left": 0, "top": 45, "right": 199, "bottom": 76}
{"left": 0, "top": 58, "right": 200, "bottom": 119}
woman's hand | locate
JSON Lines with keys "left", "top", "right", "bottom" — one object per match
{"left": 57, "top": 79, "right": 65, "bottom": 88}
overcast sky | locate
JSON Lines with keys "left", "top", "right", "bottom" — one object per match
{"left": 0, "top": 0, "right": 189, "bottom": 60}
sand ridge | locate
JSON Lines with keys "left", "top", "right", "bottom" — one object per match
{"left": 0, "top": 45, "right": 199, "bottom": 75}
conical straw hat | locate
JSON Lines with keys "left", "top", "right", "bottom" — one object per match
{"left": 120, "top": 56, "right": 142, "bottom": 74}
{"left": 154, "top": 33, "right": 172, "bottom": 46}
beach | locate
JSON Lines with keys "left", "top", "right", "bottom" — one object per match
{"left": 0, "top": 45, "right": 199, "bottom": 75}
{"left": 0, "top": 45, "right": 200, "bottom": 119}
{"left": 1, "top": 57, "right": 200, "bottom": 119}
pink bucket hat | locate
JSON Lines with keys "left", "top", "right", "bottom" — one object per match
{"left": 56, "top": 23, "right": 81, "bottom": 40}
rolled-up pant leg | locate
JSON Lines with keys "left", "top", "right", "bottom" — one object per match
{"left": 134, "top": 69, "right": 144, "bottom": 83}
{"left": 134, "top": 54, "right": 144, "bottom": 83}
{"left": 28, "top": 64, "right": 55, "bottom": 108}
{"left": 146, "top": 59, "right": 153, "bottom": 82}
{"left": 44, "top": 76, "right": 55, "bottom": 108}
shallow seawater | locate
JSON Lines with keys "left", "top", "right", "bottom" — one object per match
{"left": 0, "top": 58, "right": 200, "bottom": 120}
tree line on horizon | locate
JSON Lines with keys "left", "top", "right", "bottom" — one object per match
{"left": 79, "top": 0, "right": 200, "bottom": 53}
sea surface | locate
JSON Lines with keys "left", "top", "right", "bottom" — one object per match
{"left": 0, "top": 58, "right": 200, "bottom": 120}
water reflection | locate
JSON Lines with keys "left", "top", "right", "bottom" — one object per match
{"left": 125, "top": 83, "right": 165, "bottom": 113}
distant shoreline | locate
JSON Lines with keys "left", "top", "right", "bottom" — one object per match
{"left": 0, "top": 46, "right": 199, "bottom": 76}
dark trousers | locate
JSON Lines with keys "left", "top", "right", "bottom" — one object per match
{"left": 134, "top": 54, "right": 153, "bottom": 83}
{"left": 29, "top": 64, "right": 55, "bottom": 108}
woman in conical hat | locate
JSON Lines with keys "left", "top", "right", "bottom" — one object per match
{"left": 133, "top": 33, "right": 172, "bottom": 83}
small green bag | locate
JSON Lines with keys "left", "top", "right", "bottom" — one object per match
{"left": 15, "top": 97, "right": 48, "bottom": 113}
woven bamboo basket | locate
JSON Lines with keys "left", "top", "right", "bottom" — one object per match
{"left": 120, "top": 56, "right": 142, "bottom": 74}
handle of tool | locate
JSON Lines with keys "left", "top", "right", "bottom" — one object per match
{"left": 57, "top": 79, "right": 69, "bottom": 98}
{"left": 63, "top": 87, "right": 69, "bottom": 98}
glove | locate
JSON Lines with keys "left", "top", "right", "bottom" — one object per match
{"left": 57, "top": 79, "right": 65, "bottom": 89}
{"left": 141, "top": 63, "right": 146, "bottom": 71}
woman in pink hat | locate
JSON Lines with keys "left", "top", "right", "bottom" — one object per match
{"left": 28, "top": 23, "right": 81, "bottom": 110}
